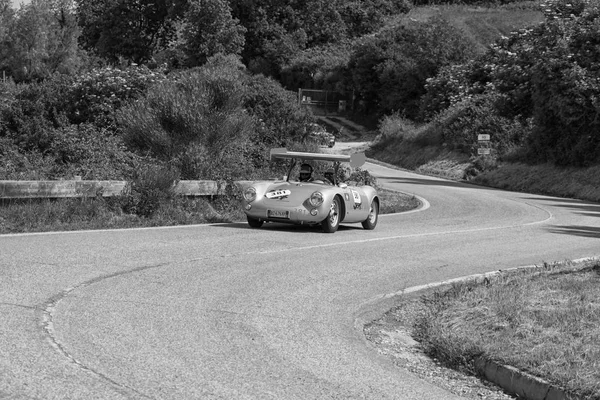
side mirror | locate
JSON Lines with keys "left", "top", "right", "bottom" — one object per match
{"left": 338, "top": 183, "right": 348, "bottom": 189}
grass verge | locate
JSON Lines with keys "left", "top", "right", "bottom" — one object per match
{"left": 404, "top": 259, "right": 600, "bottom": 399}
{"left": 0, "top": 188, "right": 419, "bottom": 235}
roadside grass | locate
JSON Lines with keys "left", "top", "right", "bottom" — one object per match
{"left": 0, "top": 196, "right": 241, "bottom": 234}
{"left": 472, "top": 163, "right": 600, "bottom": 203}
{"left": 0, "top": 188, "right": 418, "bottom": 234}
{"left": 409, "top": 259, "right": 600, "bottom": 399}
{"left": 378, "top": 188, "right": 421, "bottom": 214}
{"left": 368, "top": 131, "right": 600, "bottom": 203}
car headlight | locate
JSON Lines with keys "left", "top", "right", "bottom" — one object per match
{"left": 309, "top": 191, "right": 324, "bottom": 207}
{"left": 244, "top": 187, "right": 257, "bottom": 202}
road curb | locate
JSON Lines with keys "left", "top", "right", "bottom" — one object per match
{"left": 474, "top": 356, "right": 581, "bottom": 400}
{"left": 361, "top": 257, "right": 599, "bottom": 400}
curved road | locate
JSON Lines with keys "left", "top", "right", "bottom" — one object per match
{"left": 1, "top": 162, "right": 598, "bottom": 399}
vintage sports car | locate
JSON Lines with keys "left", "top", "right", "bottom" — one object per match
{"left": 242, "top": 148, "right": 379, "bottom": 233}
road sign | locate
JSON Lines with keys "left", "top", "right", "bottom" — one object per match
{"left": 478, "top": 134, "right": 491, "bottom": 141}
{"left": 478, "top": 148, "right": 491, "bottom": 155}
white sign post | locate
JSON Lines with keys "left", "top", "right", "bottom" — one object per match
{"left": 477, "top": 134, "right": 491, "bottom": 156}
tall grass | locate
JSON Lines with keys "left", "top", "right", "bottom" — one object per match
{"left": 413, "top": 260, "right": 600, "bottom": 398}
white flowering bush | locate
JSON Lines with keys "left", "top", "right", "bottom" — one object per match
{"left": 69, "top": 65, "right": 166, "bottom": 128}
{"left": 419, "top": 0, "right": 600, "bottom": 166}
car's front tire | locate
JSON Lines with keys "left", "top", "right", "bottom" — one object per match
{"left": 322, "top": 196, "right": 341, "bottom": 233}
{"left": 361, "top": 199, "right": 379, "bottom": 230}
{"left": 247, "top": 216, "right": 264, "bottom": 228}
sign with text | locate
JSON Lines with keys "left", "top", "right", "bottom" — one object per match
{"left": 478, "top": 148, "right": 491, "bottom": 155}
{"left": 478, "top": 134, "right": 491, "bottom": 141}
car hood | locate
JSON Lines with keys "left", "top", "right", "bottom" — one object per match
{"left": 261, "top": 181, "right": 329, "bottom": 204}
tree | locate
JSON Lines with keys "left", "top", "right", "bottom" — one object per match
{"left": 346, "top": 17, "right": 474, "bottom": 118}
{"left": 180, "top": 0, "right": 246, "bottom": 67}
{"left": 1, "top": 0, "right": 82, "bottom": 82}
{"left": 76, "top": 0, "right": 180, "bottom": 64}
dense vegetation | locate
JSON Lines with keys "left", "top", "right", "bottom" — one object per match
{"left": 1, "top": 0, "right": 599, "bottom": 221}
{"left": 375, "top": 0, "right": 600, "bottom": 170}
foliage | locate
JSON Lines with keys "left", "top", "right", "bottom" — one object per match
{"left": 0, "top": 123, "right": 142, "bottom": 180}
{"left": 68, "top": 65, "right": 166, "bottom": 128}
{"left": 280, "top": 43, "right": 351, "bottom": 91}
{"left": 229, "top": 0, "right": 410, "bottom": 79}
{"left": 117, "top": 55, "right": 256, "bottom": 180}
{"left": 418, "top": 0, "right": 600, "bottom": 167}
{"left": 119, "top": 164, "right": 179, "bottom": 218}
{"left": 346, "top": 167, "right": 378, "bottom": 187}
{"left": 0, "top": 75, "right": 73, "bottom": 152}
{"left": 118, "top": 54, "right": 312, "bottom": 180}
{"left": 346, "top": 17, "right": 475, "bottom": 119}
{"left": 75, "top": 0, "right": 181, "bottom": 64}
{"left": 180, "top": 0, "right": 246, "bottom": 67}
{"left": 47, "top": 124, "right": 142, "bottom": 179}
{"left": 434, "top": 93, "right": 529, "bottom": 155}
{"left": 0, "top": 64, "right": 163, "bottom": 152}
{"left": 0, "top": 0, "right": 83, "bottom": 82}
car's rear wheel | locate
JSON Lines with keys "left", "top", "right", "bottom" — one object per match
{"left": 322, "top": 196, "right": 341, "bottom": 233}
{"left": 247, "top": 216, "right": 264, "bottom": 228}
{"left": 361, "top": 199, "right": 379, "bottom": 230}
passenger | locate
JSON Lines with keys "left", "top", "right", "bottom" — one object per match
{"left": 298, "top": 163, "right": 314, "bottom": 182}
{"left": 323, "top": 168, "right": 335, "bottom": 185}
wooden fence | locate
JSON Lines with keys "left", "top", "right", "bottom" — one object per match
{"left": 0, "top": 180, "right": 255, "bottom": 199}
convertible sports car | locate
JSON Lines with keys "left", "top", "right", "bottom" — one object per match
{"left": 242, "top": 148, "right": 379, "bottom": 233}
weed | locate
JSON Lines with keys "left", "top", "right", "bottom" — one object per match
{"left": 412, "top": 260, "right": 600, "bottom": 398}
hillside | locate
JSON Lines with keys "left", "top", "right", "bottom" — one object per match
{"left": 397, "top": 3, "right": 544, "bottom": 54}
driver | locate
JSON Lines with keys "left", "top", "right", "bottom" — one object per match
{"left": 298, "top": 163, "right": 314, "bottom": 182}
{"left": 324, "top": 168, "right": 335, "bottom": 185}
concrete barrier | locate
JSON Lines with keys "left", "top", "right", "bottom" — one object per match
{"left": 0, "top": 180, "right": 257, "bottom": 199}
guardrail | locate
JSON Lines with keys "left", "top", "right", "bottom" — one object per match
{"left": 0, "top": 180, "right": 255, "bottom": 199}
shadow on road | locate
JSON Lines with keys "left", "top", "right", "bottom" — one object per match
{"left": 376, "top": 176, "right": 496, "bottom": 191}
{"left": 212, "top": 222, "right": 363, "bottom": 233}
{"left": 522, "top": 197, "right": 600, "bottom": 218}
{"left": 547, "top": 225, "right": 600, "bottom": 238}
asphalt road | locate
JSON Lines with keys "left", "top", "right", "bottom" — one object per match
{"left": 1, "top": 162, "right": 599, "bottom": 400}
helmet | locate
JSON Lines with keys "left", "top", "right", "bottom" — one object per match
{"left": 299, "top": 163, "right": 313, "bottom": 181}
{"left": 300, "top": 163, "right": 313, "bottom": 173}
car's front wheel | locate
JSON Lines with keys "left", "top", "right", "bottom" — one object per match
{"left": 361, "top": 199, "right": 379, "bottom": 230}
{"left": 322, "top": 196, "right": 341, "bottom": 233}
{"left": 247, "top": 216, "right": 264, "bottom": 228}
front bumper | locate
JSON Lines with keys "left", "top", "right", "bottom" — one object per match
{"left": 243, "top": 202, "right": 329, "bottom": 224}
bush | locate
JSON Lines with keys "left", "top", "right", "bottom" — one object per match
{"left": 119, "top": 165, "right": 179, "bottom": 218}
{"left": 69, "top": 65, "right": 166, "bottom": 129}
{"left": 347, "top": 16, "right": 475, "bottom": 119}
{"left": 435, "top": 94, "right": 529, "bottom": 156}
{"left": 377, "top": 113, "right": 420, "bottom": 141}
{"left": 0, "top": 76, "right": 73, "bottom": 152}
{"left": 47, "top": 124, "right": 142, "bottom": 180}
{"left": 117, "top": 57, "right": 257, "bottom": 180}
{"left": 118, "top": 55, "right": 312, "bottom": 180}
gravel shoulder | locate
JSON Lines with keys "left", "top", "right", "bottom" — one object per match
{"left": 364, "top": 296, "right": 516, "bottom": 400}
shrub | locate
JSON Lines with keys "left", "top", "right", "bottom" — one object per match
{"left": 347, "top": 16, "right": 475, "bottom": 119}
{"left": 118, "top": 56, "right": 257, "bottom": 180}
{"left": 346, "top": 167, "right": 378, "bottom": 187}
{"left": 377, "top": 113, "right": 419, "bottom": 141}
{"left": 435, "top": 94, "right": 529, "bottom": 156}
{"left": 69, "top": 65, "right": 166, "bottom": 129}
{"left": 47, "top": 124, "right": 142, "bottom": 180}
{"left": 119, "top": 165, "right": 179, "bottom": 218}
{"left": 0, "top": 76, "right": 73, "bottom": 152}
